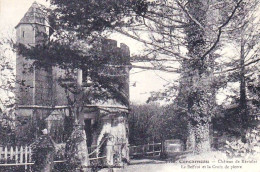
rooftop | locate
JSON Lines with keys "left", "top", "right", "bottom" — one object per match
{"left": 15, "top": 1, "right": 50, "bottom": 28}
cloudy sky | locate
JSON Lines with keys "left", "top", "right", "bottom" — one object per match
{"left": 0, "top": 0, "right": 178, "bottom": 104}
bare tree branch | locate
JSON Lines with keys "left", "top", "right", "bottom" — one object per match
{"left": 214, "top": 58, "right": 260, "bottom": 74}
{"left": 114, "top": 28, "right": 189, "bottom": 60}
{"left": 202, "top": 0, "right": 243, "bottom": 60}
{"left": 131, "top": 64, "right": 178, "bottom": 73}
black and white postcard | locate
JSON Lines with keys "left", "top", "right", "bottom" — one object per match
{"left": 0, "top": 0, "right": 259, "bottom": 171}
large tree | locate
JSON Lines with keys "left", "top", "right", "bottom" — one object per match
{"left": 218, "top": 0, "right": 260, "bottom": 139}
{"left": 119, "top": 0, "right": 244, "bottom": 153}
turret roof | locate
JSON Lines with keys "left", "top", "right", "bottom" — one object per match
{"left": 15, "top": 1, "right": 50, "bottom": 29}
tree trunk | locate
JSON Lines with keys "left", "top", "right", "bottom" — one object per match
{"left": 184, "top": 0, "right": 212, "bottom": 153}
{"left": 65, "top": 124, "right": 90, "bottom": 172}
{"left": 186, "top": 122, "right": 195, "bottom": 151}
{"left": 194, "top": 122, "right": 211, "bottom": 153}
{"left": 65, "top": 69, "right": 90, "bottom": 171}
{"left": 239, "top": 39, "right": 248, "bottom": 139}
{"left": 32, "top": 135, "right": 55, "bottom": 172}
{"left": 187, "top": 122, "right": 211, "bottom": 153}
{"left": 76, "top": 128, "right": 90, "bottom": 171}
{"left": 41, "top": 152, "right": 54, "bottom": 172}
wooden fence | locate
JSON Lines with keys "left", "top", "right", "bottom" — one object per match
{"left": 0, "top": 145, "right": 108, "bottom": 170}
{"left": 0, "top": 146, "right": 33, "bottom": 169}
{"left": 88, "top": 143, "right": 162, "bottom": 158}
{"left": 0, "top": 143, "right": 161, "bottom": 169}
{"left": 129, "top": 142, "right": 161, "bottom": 157}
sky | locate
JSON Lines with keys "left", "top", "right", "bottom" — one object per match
{"left": 0, "top": 0, "right": 178, "bottom": 105}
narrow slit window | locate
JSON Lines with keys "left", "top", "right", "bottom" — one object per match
{"left": 22, "top": 31, "right": 25, "bottom": 37}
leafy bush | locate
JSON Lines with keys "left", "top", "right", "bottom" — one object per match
{"left": 225, "top": 127, "right": 260, "bottom": 157}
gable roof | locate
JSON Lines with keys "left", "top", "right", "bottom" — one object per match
{"left": 15, "top": 1, "right": 51, "bottom": 29}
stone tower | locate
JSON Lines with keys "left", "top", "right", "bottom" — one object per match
{"left": 15, "top": 2, "right": 54, "bottom": 116}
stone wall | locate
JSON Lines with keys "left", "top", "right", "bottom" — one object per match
{"left": 16, "top": 22, "right": 54, "bottom": 107}
{"left": 100, "top": 39, "right": 131, "bottom": 101}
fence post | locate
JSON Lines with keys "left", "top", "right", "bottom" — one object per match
{"left": 10, "top": 147, "right": 14, "bottom": 160}
{"left": 4, "top": 146, "right": 8, "bottom": 163}
{"left": 146, "top": 142, "right": 150, "bottom": 155}
{"left": 15, "top": 146, "right": 18, "bottom": 164}
{"left": 142, "top": 145, "right": 145, "bottom": 157}
{"left": 29, "top": 147, "right": 32, "bottom": 162}
{"left": 29, "top": 147, "right": 32, "bottom": 172}
{"left": 20, "top": 146, "right": 24, "bottom": 164}
{"left": 25, "top": 146, "right": 28, "bottom": 170}
{"left": 152, "top": 141, "right": 155, "bottom": 156}
{"left": 161, "top": 140, "right": 164, "bottom": 157}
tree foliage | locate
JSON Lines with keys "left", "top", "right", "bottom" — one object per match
{"left": 214, "top": 0, "right": 260, "bottom": 138}
{"left": 129, "top": 103, "right": 188, "bottom": 145}
{"left": 0, "top": 35, "right": 16, "bottom": 146}
{"left": 49, "top": 0, "right": 148, "bottom": 38}
{"left": 0, "top": 35, "right": 15, "bottom": 110}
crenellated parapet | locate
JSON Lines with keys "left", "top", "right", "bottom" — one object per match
{"left": 99, "top": 39, "right": 131, "bottom": 102}
{"left": 101, "top": 39, "right": 131, "bottom": 66}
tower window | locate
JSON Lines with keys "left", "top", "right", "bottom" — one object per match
{"left": 22, "top": 31, "right": 25, "bottom": 37}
